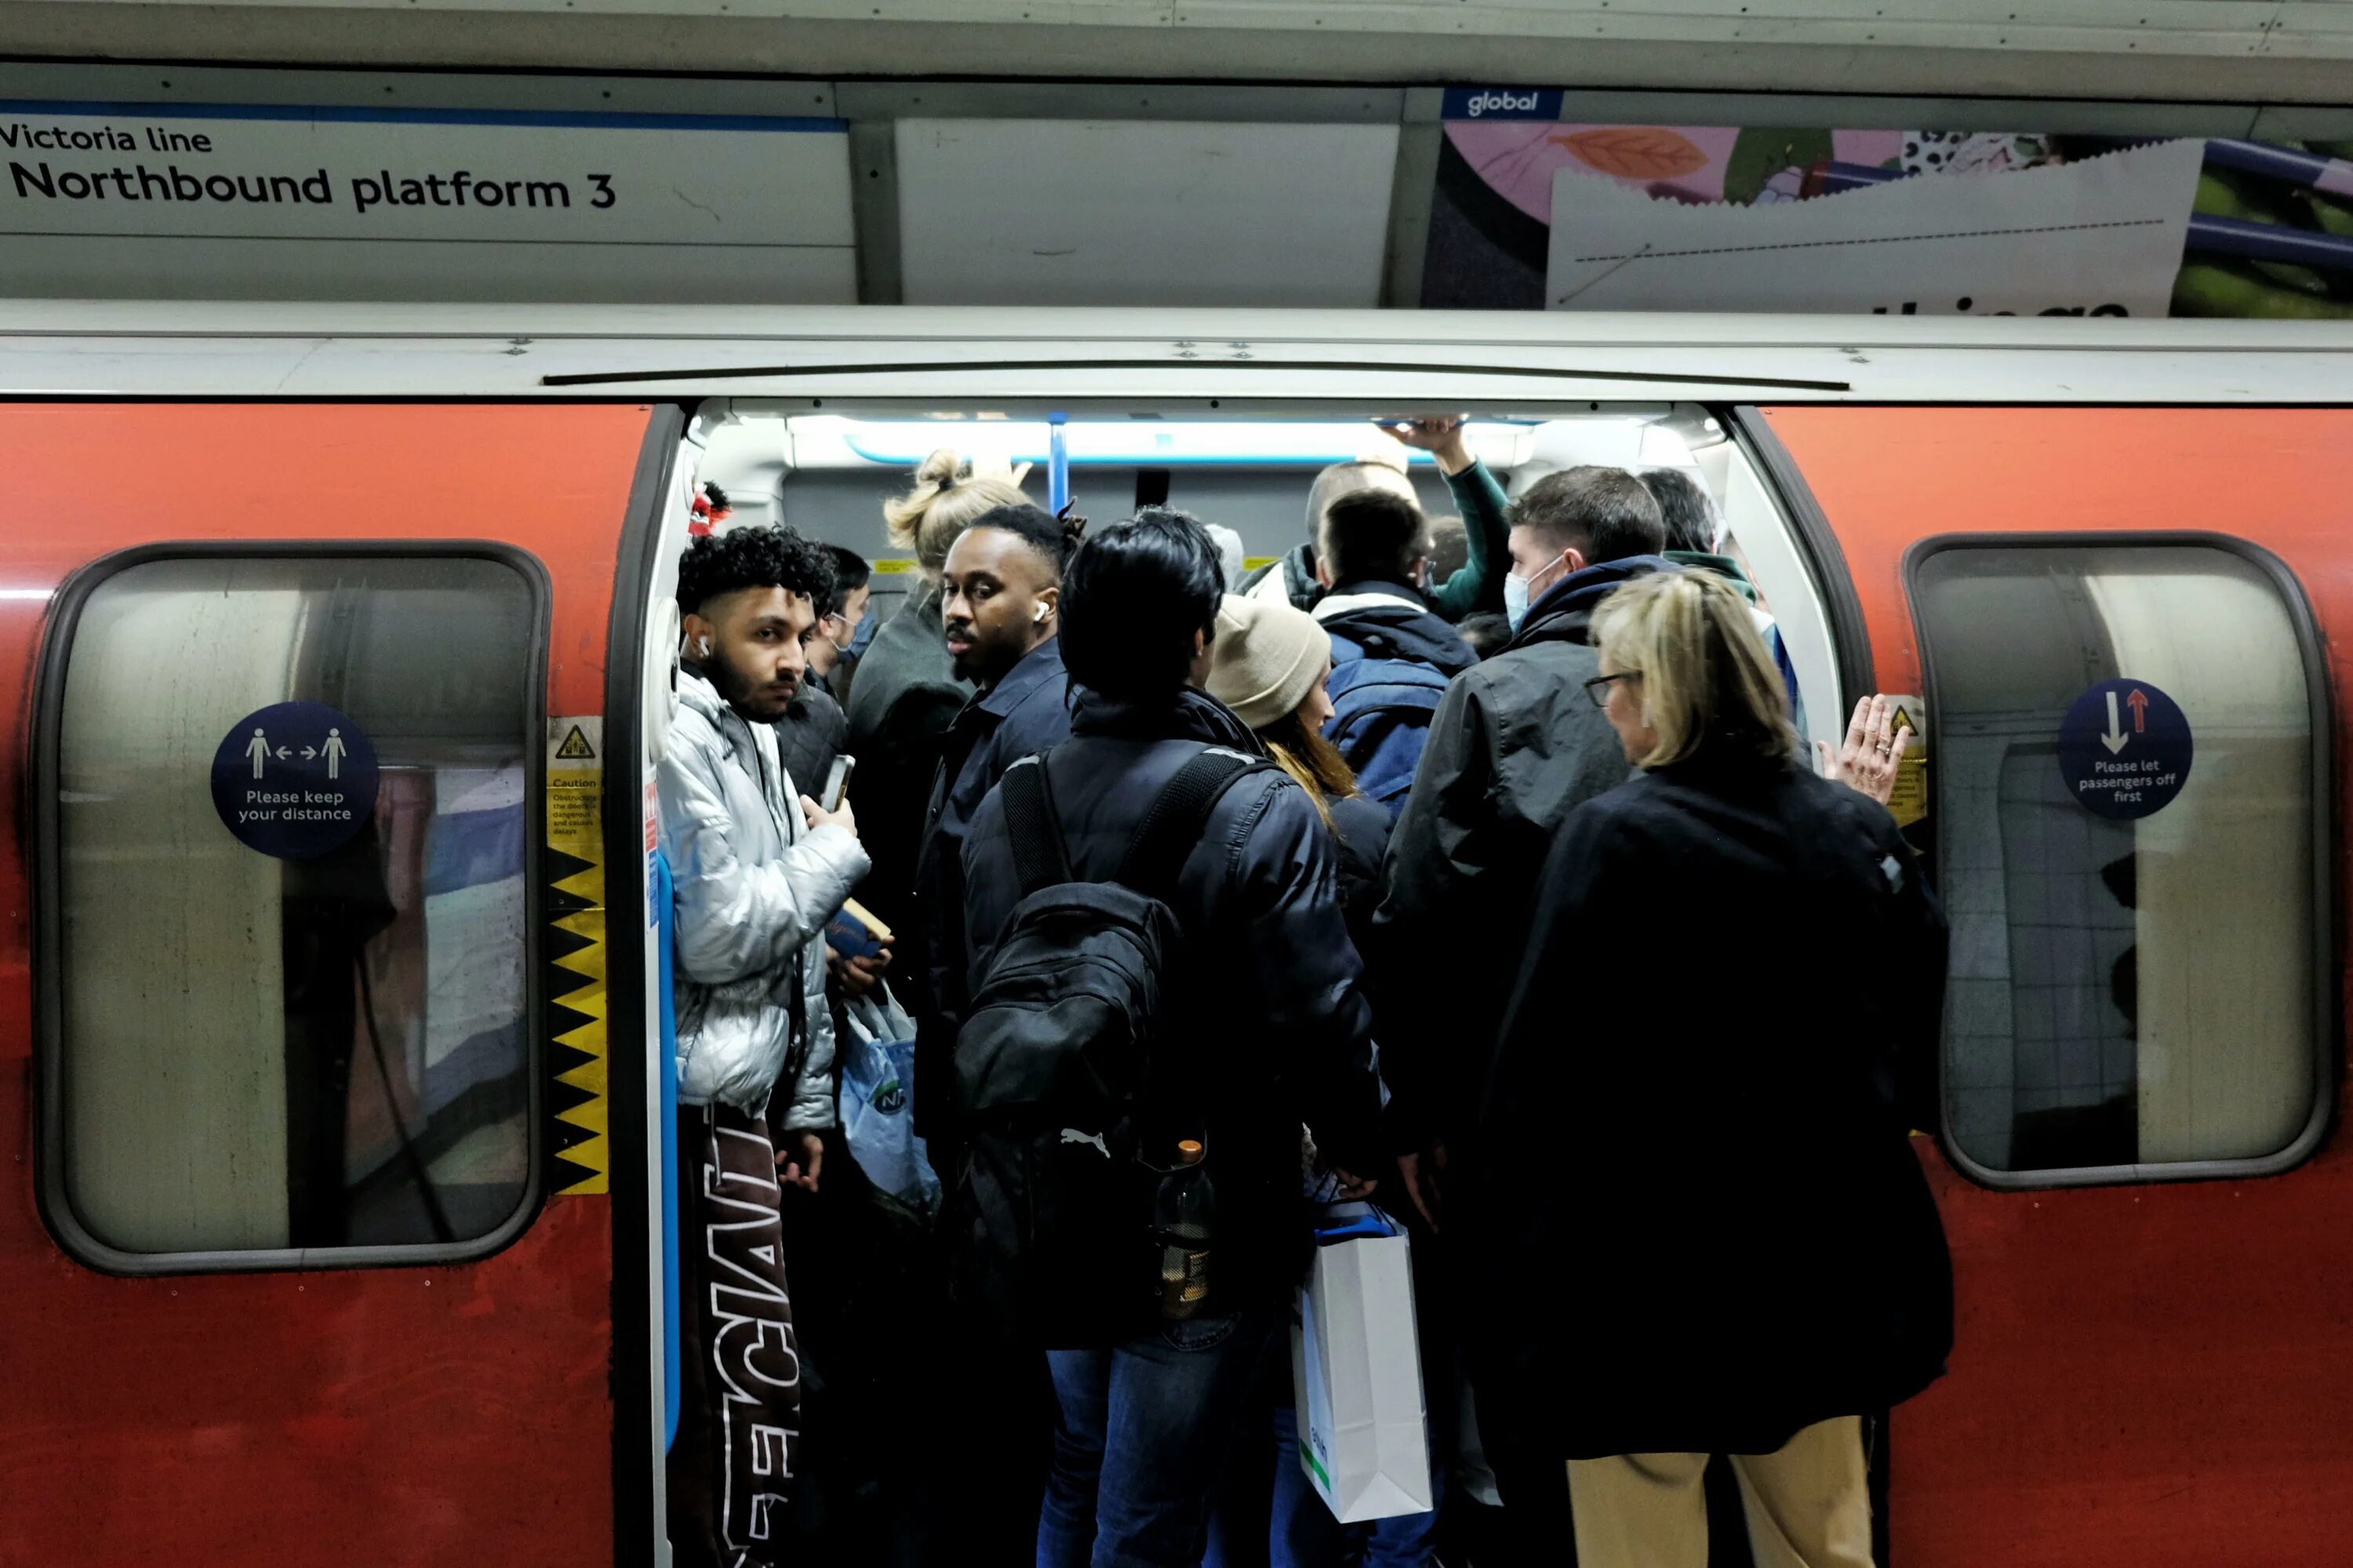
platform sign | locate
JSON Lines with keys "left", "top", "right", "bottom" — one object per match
{"left": 0, "top": 100, "right": 856, "bottom": 303}
{"left": 209, "top": 700, "right": 379, "bottom": 858}
{"left": 2057, "top": 678, "right": 2192, "bottom": 820}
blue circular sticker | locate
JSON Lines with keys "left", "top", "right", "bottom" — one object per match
{"left": 209, "top": 701, "right": 380, "bottom": 859}
{"left": 2057, "top": 678, "right": 2192, "bottom": 820}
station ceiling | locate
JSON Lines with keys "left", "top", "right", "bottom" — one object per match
{"left": 3, "top": 0, "right": 2350, "bottom": 104}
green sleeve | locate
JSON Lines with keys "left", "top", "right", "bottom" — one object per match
{"left": 1430, "top": 458, "right": 1511, "bottom": 620}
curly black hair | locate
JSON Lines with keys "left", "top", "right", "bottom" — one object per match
{"left": 676, "top": 525, "right": 837, "bottom": 620}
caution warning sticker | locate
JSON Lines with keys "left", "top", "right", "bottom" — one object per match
{"left": 1883, "top": 697, "right": 1928, "bottom": 829}
{"left": 546, "top": 715, "right": 608, "bottom": 1196}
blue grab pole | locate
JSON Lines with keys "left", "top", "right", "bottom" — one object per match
{"left": 1048, "top": 413, "right": 1070, "bottom": 515}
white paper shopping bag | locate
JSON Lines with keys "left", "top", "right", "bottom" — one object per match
{"left": 1291, "top": 1202, "right": 1433, "bottom": 1523}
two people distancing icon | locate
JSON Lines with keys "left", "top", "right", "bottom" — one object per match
{"left": 245, "top": 725, "right": 350, "bottom": 780}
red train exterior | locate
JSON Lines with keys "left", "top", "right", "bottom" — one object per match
{"left": 0, "top": 404, "right": 659, "bottom": 1566}
{"left": 0, "top": 393, "right": 2346, "bottom": 1566}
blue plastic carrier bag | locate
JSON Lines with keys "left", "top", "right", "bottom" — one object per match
{"left": 839, "top": 984, "right": 940, "bottom": 1217}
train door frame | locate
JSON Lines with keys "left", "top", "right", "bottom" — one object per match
{"left": 609, "top": 401, "right": 691, "bottom": 1566}
{"left": 1725, "top": 406, "right": 1877, "bottom": 703}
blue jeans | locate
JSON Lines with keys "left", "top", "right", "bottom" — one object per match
{"left": 1267, "top": 1403, "right": 1443, "bottom": 1568}
{"left": 1036, "top": 1309, "right": 1277, "bottom": 1568}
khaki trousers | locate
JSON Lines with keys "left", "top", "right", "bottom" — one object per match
{"left": 1564, "top": 1416, "right": 1874, "bottom": 1568}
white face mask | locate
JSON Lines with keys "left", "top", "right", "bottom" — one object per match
{"left": 1504, "top": 548, "right": 1569, "bottom": 632}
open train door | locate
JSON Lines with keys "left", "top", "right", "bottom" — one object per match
{"left": 1742, "top": 406, "right": 2351, "bottom": 1568}
{"left": 0, "top": 402, "right": 677, "bottom": 1566}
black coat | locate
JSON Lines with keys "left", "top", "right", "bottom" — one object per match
{"left": 960, "top": 685, "right": 1386, "bottom": 1306}
{"left": 770, "top": 678, "right": 847, "bottom": 803}
{"left": 1370, "top": 556, "right": 1671, "bottom": 1149}
{"left": 1325, "top": 790, "right": 1391, "bottom": 957}
{"left": 911, "top": 635, "right": 1073, "bottom": 1135}
{"left": 1462, "top": 753, "right": 1953, "bottom": 1461}
{"left": 842, "top": 583, "right": 972, "bottom": 934}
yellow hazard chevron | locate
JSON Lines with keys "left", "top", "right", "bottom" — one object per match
{"left": 548, "top": 715, "right": 609, "bottom": 1197}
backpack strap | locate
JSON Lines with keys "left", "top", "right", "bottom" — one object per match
{"left": 1116, "top": 748, "right": 1270, "bottom": 900}
{"left": 1002, "top": 755, "right": 1075, "bottom": 898}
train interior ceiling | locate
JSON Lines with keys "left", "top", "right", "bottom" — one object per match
{"left": 687, "top": 402, "right": 1847, "bottom": 761}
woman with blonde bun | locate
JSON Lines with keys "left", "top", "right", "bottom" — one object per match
{"left": 1463, "top": 569, "right": 1951, "bottom": 1568}
{"left": 840, "top": 449, "right": 1029, "bottom": 935}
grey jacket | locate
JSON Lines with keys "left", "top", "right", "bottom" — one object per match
{"left": 1370, "top": 556, "right": 1671, "bottom": 1148}
{"left": 660, "top": 666, "right": 870, "bottom": 1122}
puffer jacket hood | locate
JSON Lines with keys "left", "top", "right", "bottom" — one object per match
{"left": 1510, "top": 554, "right": 1678, "bottom": 651}
{"left": 1316, "top": 583, "right": 1478, "bottom": 678}
{"left": 660, "top": 667, "right": 870, "bottom": 1119}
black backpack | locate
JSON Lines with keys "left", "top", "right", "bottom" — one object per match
{"left": 947, "top": 744, "right": 1271, "bottom": 1348}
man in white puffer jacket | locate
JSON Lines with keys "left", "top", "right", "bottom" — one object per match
{"left": 660, "top": 524, "right": 870, "bottom": 1568}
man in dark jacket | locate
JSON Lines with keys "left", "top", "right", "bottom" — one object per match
{"left": 1373, "top": 465, "right": 1671, "bottom": 1174}
{"left": 961, "top": 507, "right": 1386, "bottom": 1568}
{"left": 769, "top": 545, "right": 870, "bottom": 798}
{"left": 1242, "top": 417, "right": 1511, "bottom": 622}
{"left": 911, "top": 504, "right": 1075, "bottom": 1140}
{"left": 1312, "top": 487, "right": 1478, "bottom": 816}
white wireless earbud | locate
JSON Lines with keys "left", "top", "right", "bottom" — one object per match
{"left": 697, "top": 637, "right": 712, "bottom": 657}
{"left": 1033, "top": 604, "right": 1048, "bottom": 624}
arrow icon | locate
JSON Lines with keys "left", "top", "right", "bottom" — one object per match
{"left": 300, "top": 745, "right": 318, "bottom": 759}
{"left": 2102, "top": 691, "right": 2129, "bottom": 755}
{"left": 2126, "top": 688, "right": 2148, "bottom": 734}
{"left": 275, "top": 746, "right": 292, "bottom": 760}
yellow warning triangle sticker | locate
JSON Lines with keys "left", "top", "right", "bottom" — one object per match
{"left": 555, "top": 725, "right": 597, "bottom": 760}
{"left": 1892, "top": 706, "right": 1917, "bottom": 733}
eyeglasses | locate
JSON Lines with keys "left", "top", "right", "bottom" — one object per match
{"left": 1583, "top": 671, "right": 1640, "bottom": 710}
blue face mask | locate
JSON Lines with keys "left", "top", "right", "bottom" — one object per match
{"left": 1503, "top": 549, "right": 1569, "bottom": 632}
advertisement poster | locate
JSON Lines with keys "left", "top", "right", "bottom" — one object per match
{"left": 1426, "top": 89, "right": 2353, "bottom": 319}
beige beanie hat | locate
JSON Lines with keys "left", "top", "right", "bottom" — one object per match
{"left": 1208, "top": 593, "right": 1329, "bottom": 730}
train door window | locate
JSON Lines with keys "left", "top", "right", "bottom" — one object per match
{"left": 1911, "top": 538, "right": 2329, "bottom": 1184}
{"left": 40, "top": 550, "right": 546, "bottom": 1268}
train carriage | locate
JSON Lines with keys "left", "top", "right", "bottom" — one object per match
{"left": 1, "top": 303, "right": 2347, "bottom": 1567}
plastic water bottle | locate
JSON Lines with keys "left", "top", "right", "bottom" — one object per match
{"left": 1154, "top": 1139, "right": 1215, "bottom": 1320}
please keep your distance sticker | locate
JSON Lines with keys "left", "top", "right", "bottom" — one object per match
{"left": 2057, "top": 678, "right": 2192, "bottom": 821}
{"left": 210, "top": 700, "right": 380, "bottom": 859}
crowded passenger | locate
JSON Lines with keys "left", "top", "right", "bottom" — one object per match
{"left": 1244, "top": 417, "right": 1508, "bottom": 622}
{"left": 1642, "top": 465, "right": 1809, "bottom": 737}
{"left": 1424, "top": 512, "right": 1469, "bottom": 587}
{"left": 772, "top": 542, "right": 871, "bottom": 795}
{"left": 1454, "top": 610, "right": 1511, "bottom": 661}
{"left": 1373, "top": 464, "right": 1671, "bottom": 1215}
{"left": 660, "top": 435, "right": 1949, "bottom": 1568}
{"left": 911, "top": 501, "right": 1077, "bottom": 1139}
{"left": 1203, "top": 591, "right": 1444, "bottom": 1567}
{"left": 1311, "top": 487, "right": 1479, "bottom": 817}
{"left": 812, "top": 542, "right": 873, "bottom": 693}
{"left": 955, "top": 507, "right": 1387, "bottom": 1568}
{"left": 660, "top": 525, "right": 870, "bottom": 1568}
{"left": 843, "top": 449, "right": 1029, "bottom": 935}
{"left": 1459, "top": 569, "right": 1951, "bottom": 1567}
{"left": 1203, "top": 592, "right": 1389, "bottom": 942}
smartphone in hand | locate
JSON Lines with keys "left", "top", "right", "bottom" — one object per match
{"left": 821, "top": 754, "right": 856, "bottom": 813}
